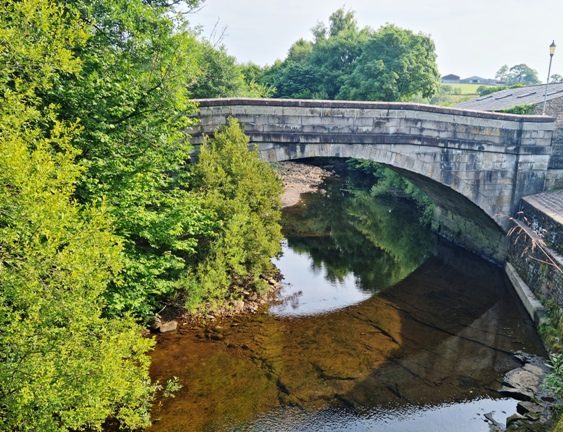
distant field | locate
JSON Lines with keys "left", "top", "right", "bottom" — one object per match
{"left": 433, "top": 83, "right": 502, "bottom": 107}
{"left": 442, "top": 83, "right": 493, "bottom": 95}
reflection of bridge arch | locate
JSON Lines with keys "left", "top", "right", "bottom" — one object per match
{"left": 191, "top": 98, "right": 555, "bottom": 230}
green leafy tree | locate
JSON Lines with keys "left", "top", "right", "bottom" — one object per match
{"left": 10, "top": 0, "right": 278, "bottom": 322}
{"left": 495, "top": 65, "right": 510, "bottom": 83}
{"left": 327, "top": 8, "right": 358, "bottom": 37}
{"left": 507, "top": 64, "right": 540, "bottom": 85}
{"left": 477, "top": 83, "right": 524, "bottom": 96}
{"left": 259, "top": 9, "right": 439, "bottom": 102}
{"left": 0, "top": 1, "right": 154, "bottom": 430}
{"left": 189, "top": 41, "right": 271, "bottom": 98}
{"left": 310, "top": 18, "right": 369, "bottom": 99}
{"left": 550, "top": 73, "right": 563, "bottom": 83}
{"left": 287, "top": 39, "right": 314, "bottom": 61}
{"left": 500, "top": 104, "right": 536, "bottom": 115}
{"left": 478, "top": 85, "right": 508, "bottom": 96}
{"left": 496, "top": 63, "right": 541, "bottom": 85}
{"left": 0, "top": 121, "right": 155, "bottom": 430}
{"left": 188, "top": 119, "right": 283, "bottom": 308}
{"left": 42, "top": 0, "right": 217, "bottom": 318}
{"left": 261, "top": 9, "right": 368, "bottom": 99}
{"left": 239, "top": 62, "right": 274, "bottom": 96}
{"left": 261, "top": 60, "right": 326, "bottom": 99}
{"left": 337, "top": 25, "right": 440, "bottom": 101}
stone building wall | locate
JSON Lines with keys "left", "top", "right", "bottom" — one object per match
{"left": 519, "top": 197, "right": 563, "bottom": 254}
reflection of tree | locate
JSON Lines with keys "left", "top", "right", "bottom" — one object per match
{"left": 347, "top": 192, "right": 432, "bottom": 270}
{"left": 282, "top": 174, "right": 432, "bottom": 293}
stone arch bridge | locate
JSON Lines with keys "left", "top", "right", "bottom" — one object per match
{"left": 190, "top": 98, "right": 557, "bottom": 233}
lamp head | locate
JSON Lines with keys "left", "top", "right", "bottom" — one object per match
{"left": 550, "top": 40, "right": 557, "bottom": 56}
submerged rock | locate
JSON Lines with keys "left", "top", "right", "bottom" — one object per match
{"left": 152, "top": 315, "right": 179, "bottom": 333}
{"left": 484, "top": 411, "right": 505, "bottom": 431}
{"left": 500, "top": 354, "right": 548, "bottom": 401}
{"left": 158, "top": 320, "right": 178, "bottom": 333}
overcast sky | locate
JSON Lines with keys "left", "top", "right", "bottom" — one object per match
{"left": 188, "top": 0, "right": 563, "bottom": 81}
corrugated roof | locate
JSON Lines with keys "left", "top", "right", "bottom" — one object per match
{"left": 455, "top": 83, "right": 563, "bottom": 111}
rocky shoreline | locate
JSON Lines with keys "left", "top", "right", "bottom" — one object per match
{"left": 482, "top": 352, "right": 558, "bottom": 431}
{"left": 276, "top": 161, "right": 333, "bottom": 208}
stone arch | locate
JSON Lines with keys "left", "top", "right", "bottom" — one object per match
{"left": 191, "top": 98, "right": 555, "bottom": 234}
{"left": 266, "top": 149, "right": 508, "bottom": 262}
{"left": 259, "top": 142, "right": 507, "bottom": 230}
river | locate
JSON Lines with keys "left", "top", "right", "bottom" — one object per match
{"left": 147, "top": 162, "right": 545, "bottom": 432}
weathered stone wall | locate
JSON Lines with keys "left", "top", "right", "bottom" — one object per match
{"left": 508, "top": 196, "right": 563, "bottom": 307}
{"left": 192, "top": 98, "right": 555, "bottom": 230}
{"left": 519, "top": 195, "right": 563, "bottom": 254}
{"left": 391, "top": 166, "right": 508, "bottom": 263}
{"left": 432, "top": 206, "right": 507, "bottom": 264}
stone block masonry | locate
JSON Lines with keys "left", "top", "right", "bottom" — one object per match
{"left": 532, "top": 98, "right": 563, "bottom": 188}
{"left": 191, "top": 98, "right": 557, "bottom": 231}
{"left": 508, "top": 190, "right": 563, "bottom": 310}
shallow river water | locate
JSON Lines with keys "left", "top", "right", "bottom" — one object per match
{"left": 147, "top": 170, "right": 545, "bottom": 432}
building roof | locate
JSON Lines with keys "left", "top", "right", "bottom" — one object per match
{"left": 461, "top": 75, "right": 488, "bottom": 81}
{"left": 459, "top": 76, "right": 498, "bottom": 85}
{"left": 456, "top": 83, "right": 563, "bottom": 111}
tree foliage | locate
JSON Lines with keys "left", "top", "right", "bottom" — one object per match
{"left": 495, "top": 63, "right": 541, "bottom": 85}
{"left": 189, "top": 41, "right": 272, "bottom": 98}
{"left": 477, "top": 83, "right": 524, "bottom": 96}
{"left": 1, "top": 0, "right": 286, "bottom": 428}
{"left": 40, "top": 0, "right": 223, "bottom": 318}
{"left": 36, "top": 0, "right": 277, "bottom": 318}
{"left": 0, "top": 1, "right": 154, "bottom": 430}
{"left": 188, "top": 119, "right": 283, "bottom": 308}
{"left": 346, "top": 160, "right": 433, "bottom": 223}
{"left": 337, "top": 24, "right": 440, "bottom": 101}
{"left": 259, "top": 9, "right": 440, "bottom": 101}
{"left": 499, "top": 104, "right": 536, "bottom": 115}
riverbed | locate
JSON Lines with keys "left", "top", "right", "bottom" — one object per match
{"left": 147, "top": 161, "right": 546, "bottom": 432}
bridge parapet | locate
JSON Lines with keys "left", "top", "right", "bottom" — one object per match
{"left": 190, "top": 98, "right": 556, "bottom": 230}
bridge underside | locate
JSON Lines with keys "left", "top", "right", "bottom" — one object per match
{"left": 258, "top": 141, "right": 520, "bottom": 230}
{"left": 268, "top": 149, "right": 510, "bottom": 263}
{"left": 191, "top": 98, "right": 556, "bottom": 232}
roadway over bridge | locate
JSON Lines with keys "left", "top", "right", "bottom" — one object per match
{"left": 190, "top": 98, "right": 557, "bottom": 231}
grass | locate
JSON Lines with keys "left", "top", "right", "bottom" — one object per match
{"left": 412, "top": 82, "right": 503, "bottom": 107}
{"left": 431, "top": 94, "right": 475, "bottom": 107}
{"left": 430, "top": 83, "right": 503, "bottom": 106}
{"left": 441, "top": 83, "right": 491, "bottom": 95}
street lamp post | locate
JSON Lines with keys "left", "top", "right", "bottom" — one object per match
{"left": 542, "top": 40, "right": 557, "bottom": 115}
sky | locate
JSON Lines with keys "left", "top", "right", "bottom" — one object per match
{"left": 188, "top": 0, "right": 563, "bottom": 81}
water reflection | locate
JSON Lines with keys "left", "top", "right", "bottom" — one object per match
{"left": 270, "top": 241, "right": 372, "bottom": 316}
{"left": 149, "top": 246, "right": 544, "bottom": 432}
{"left": 147, "top": 169, "right": 545, "bottom": 432}
{"left": 272, "top": 173, "right": 433, "bottom": 316}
